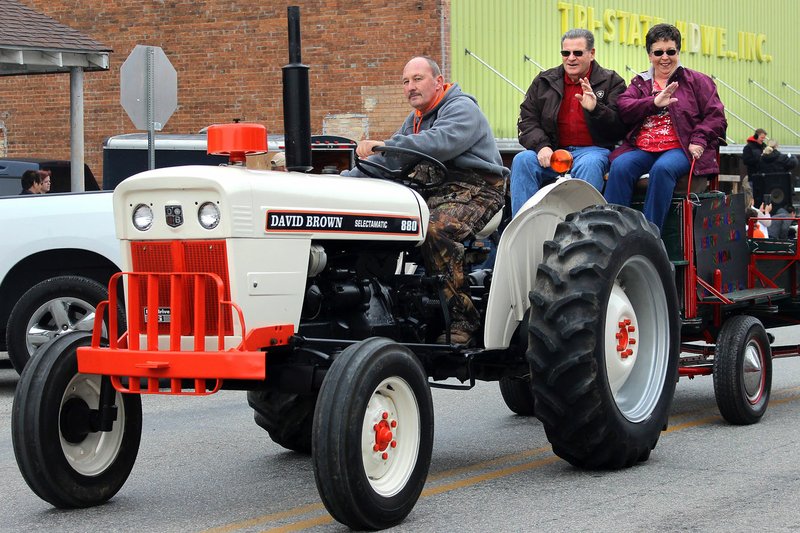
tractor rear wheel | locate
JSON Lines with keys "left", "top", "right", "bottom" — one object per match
{"left": 312, "top": 338, "right": 433, "bottom": 530}
{"left": 528, "top": 205, "right": 679, "bottom": 469}
{"left": 12, "top": 331, "right": 142, "bottom": 508}
{"left": 247, "top": 389, "right": 317, "bottom": 454}
{"left": 713, "top": 315, "right": 772, "bottom": 425}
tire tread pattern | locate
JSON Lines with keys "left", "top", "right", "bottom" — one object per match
{"left": 528, "top": 205, "right": 679, "bottom": 470}
{"left": 247, "top": 389, "right": 316, "bottom": 454}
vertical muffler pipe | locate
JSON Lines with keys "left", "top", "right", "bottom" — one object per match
{"left": 283, "top": 6, "right": 313, "bottom": 172}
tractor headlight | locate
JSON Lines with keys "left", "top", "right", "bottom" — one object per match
{"left": 132, "top": 204, "right": 153, "bottom": 231}
{"left": 198, "top": 202, "right": 221, "bottom": 229}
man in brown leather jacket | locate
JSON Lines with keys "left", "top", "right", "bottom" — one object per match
{"left": 510, "top": 29, "right": 626, "bottom": 215}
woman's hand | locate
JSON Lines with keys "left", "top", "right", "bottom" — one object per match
{"left": 688, "top": 143, "right": 704, "bottom": 159}
{"left": 654, "top": 81, "right": 679, "bottom": 108}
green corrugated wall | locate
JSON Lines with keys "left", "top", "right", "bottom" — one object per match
{"left": 451, "top": 0, "right": 798, "bottom": 145}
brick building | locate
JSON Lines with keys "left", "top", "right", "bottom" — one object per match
{"left": 0, "top": 1, "right": 450, "bottom": 186}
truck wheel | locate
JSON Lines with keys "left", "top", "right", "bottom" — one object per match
{"left": 713, "top": 315, "right": 772, "bottom": 425}
{"left": 529, "top": 205, "right": 679, "bottom": 469}
{"left": 6, "top": 275, "right": 122, "bottom": 375}
{"left": 499, "top": 376, "right": 535, "bottom": 416}
{"left": 247, "top": 389, "right": 317, "bottom": 454}
{"left": 12, "top": 331, "right": 142, "bottom": 508}
{"left": 312, "top": 338, "right": 433, "bottom": 530}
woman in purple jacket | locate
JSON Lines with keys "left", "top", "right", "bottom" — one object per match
{"left": 604, "top": 23, "right": 727, "bottom": 230}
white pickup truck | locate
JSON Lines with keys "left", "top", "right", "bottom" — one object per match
{"left": 0, "top": 191, "right": 121, "bottom": 373}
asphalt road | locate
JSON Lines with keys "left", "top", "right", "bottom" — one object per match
{"left": 3, "top": 333, "right": 800, "bottom": 533}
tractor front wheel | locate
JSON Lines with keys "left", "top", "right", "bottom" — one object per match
{"left": 499, "top": 376, "right": 535, "bottom": 416}
{"left": 529, "top": 205, "right": 679, "bottom": 469}
{"left": 12, "top": 331, "right": 142, "bottom": 508}
{"left": 312, "top": 338, "right": 433, "bottom": 530}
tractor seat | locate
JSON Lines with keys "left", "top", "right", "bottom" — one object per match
{"left": 474, "top": 207, "right": 504, "bottom": 240}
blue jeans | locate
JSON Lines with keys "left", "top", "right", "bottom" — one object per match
{"left": 510, "top": 146, "right": 610, "bottom": 216}
{"left": 604, "top": 148, "right": 691, "bottom": 230}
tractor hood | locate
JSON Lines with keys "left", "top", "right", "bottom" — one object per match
{"left": 113, "top": 165, "right": 429, "bottom": 242}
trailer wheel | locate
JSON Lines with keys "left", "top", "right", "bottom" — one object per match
{"left": 529, "top": 205, "right": 679, "bottom": 469}
{"left": 6, "top": 275, "right": 123, "bottom": 375}
{"left": 247, "top": 389, "right": 317, "bottom": 454}
{"left": 12, "top": 331, "right": 142, "bottom": 508}
{"left": 312, "top": 338, "right": 433, "bottom": 530}
{"left": 499, "top": 376, "right": 535, "bottom": 416}
{"left": 713, "top": 315, "right": 772, "bottom": 425}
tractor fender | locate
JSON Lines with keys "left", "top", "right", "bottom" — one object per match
{"left": 483, "top": 178, "right": 606, "bottom": 350}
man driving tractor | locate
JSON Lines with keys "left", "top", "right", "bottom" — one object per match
{"left": 343, "top": 56, "right": 509, "bottom": 346}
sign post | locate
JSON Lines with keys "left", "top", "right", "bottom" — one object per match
{"left": 120, "top": 45, "right": 178, "bottom": 169}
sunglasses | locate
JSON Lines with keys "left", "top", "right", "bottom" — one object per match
{"left": 560, "top": 50, "right": 586, "bottom": 57}
{"left": 651, "top": 49, "right": 678, "bottom": 57}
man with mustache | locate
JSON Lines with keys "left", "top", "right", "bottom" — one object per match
{"left": 344, "top": 56, "right": 509, "bottom": 347}
{"left": 511, "top": 28, "right": 626, "bottom": 216}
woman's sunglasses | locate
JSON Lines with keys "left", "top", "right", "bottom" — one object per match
{"left": 560, "top": 50, "right": 585, "bottom": 57}
{"left": 651, "top": 49, "right": 678, "bottom": 57}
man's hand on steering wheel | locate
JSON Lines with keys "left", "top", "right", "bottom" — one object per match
{"left": 356, "top": 140, "right": 385, "bottom": 159}
{"left": 353, "top": 145, "right": 449, "bottom": 188}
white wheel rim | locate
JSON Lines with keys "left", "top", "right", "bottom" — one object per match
{"left": 604, "top": 255, "right": 670, "bottom": 423}
{"left": 743, "top": 340, "right": 765, "bottom": 403}
{"left": 26, "top": 297, "right": 103, "bottom": 354}
{"left": 361, "top": 376, "right": 420, "bottom": 497}
{"left": 59, "top": 374, "right": 126, "bottom": 476}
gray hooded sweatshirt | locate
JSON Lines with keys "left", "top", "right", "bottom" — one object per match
{"left": 345, "top": 83, "right": 509, "bottom": 179}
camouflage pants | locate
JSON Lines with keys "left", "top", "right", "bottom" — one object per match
{"left": 420, "top": 169, "right": 505, "bottom": 334}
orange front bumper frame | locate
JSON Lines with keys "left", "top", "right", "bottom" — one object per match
{"left": 77, "top": 271, "right": 294, "bottom": 395}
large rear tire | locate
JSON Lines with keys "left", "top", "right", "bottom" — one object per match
{"left": 528, "top": 205, "right": 679, "bottom": 469}
{"left": 12, "top": 331, "right": 142, "bottom": 508}
{"left": 247, "top": 389, "right": 317, "bottom": 454}
{"left": 312, "top": 338, "right": 433, "bottom": 530}
{"left": 713, "top": 315, "right": 772, "bottom": 425}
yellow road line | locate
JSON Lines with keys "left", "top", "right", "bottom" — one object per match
{"left": 211, "top": 390, "right": 800, "bottom": 532}
{"left": 426, "top": 445, "right": 551, "bottom": 481}
{"left": 422, "top": 455, "right": 561, "bottom": 497}
{"left": 202, "top": 503, "right": 325, "bottom": 533}
{"left": 264, "top": 514, "right": 332, "bottom": 533}
{"left": 261, "top": 455, "right": 562, "bottom": 532}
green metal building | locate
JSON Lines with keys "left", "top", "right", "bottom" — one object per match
{"left": 451, "top": 0, "right": 798, "bottom": 154}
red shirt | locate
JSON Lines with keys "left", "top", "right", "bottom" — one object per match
{"left": 635, "top": 80, "right": 682, "bottom": 152}
{"left": 557, "top": 66, "right": 594, "bottom": 147}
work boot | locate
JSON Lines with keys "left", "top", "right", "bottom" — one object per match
{"left": 436, "top": 329, "right": 474, "bottom": 347}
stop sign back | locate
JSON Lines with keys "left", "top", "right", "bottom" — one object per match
{"left": 120, "top": 45, "right": 177, "bottom": 131}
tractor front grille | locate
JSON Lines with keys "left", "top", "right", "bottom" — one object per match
{"left": 130, "top": 240, "right": 233, "bottom": 336}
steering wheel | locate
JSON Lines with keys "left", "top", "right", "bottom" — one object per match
{"left": 354, "top": 145, "right": 449, "bottom": 188}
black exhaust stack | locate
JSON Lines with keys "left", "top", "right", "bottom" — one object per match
{"left": 283, "top": 6, "right": 312, "bottom": 172}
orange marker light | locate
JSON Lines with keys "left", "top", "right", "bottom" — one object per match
{"left": 550, "top": 149, "right": 573, "bottom": 175}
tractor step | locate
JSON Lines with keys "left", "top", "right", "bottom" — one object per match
{"left": 702, "top": 287, "right": 786, "bottom": 303}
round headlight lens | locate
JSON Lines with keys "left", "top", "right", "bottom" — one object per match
{"left": 198, "top": 202, "right": 220, "bottom": 229}
{"left": 132, "top": 204, "right": 153, "bottom": 231}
